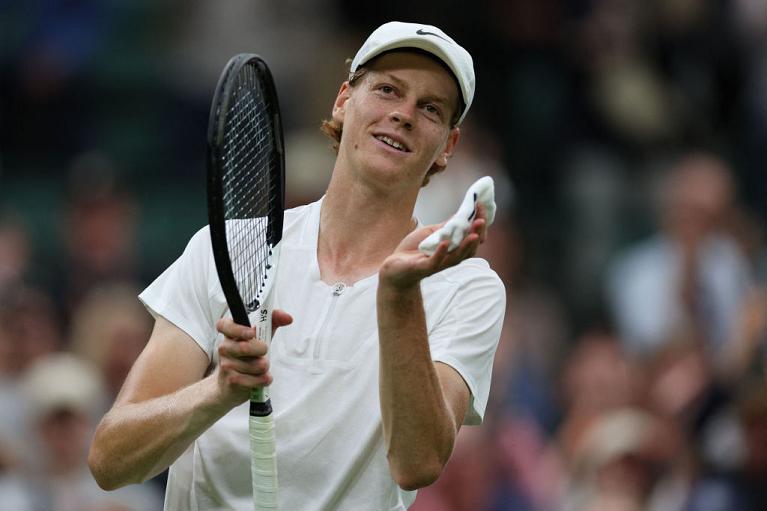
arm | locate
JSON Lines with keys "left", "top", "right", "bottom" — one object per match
{"left": 88, "top": 313, "right": 290, "bottom": 490}
{"left": 377, "top": 284, "right": 470, "bottom": 490}
{"left": 377, "top": 211, "right": 486, "bottom": 490}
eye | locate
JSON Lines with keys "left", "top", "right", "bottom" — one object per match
{"left": 373, "top": 84, "right": 399, "bottom": 99}
{"left": 422, "top": 103, "right": 443, "bottom": 120}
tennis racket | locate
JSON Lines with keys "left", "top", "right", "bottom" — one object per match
{"left": 206, "top": 53, "right": 285, "bottom": 510}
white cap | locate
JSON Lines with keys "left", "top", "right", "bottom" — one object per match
{"left": 21, "top": 353, "right": 105, "bottom": 421}
{"left": 576, "top": 408, "right": 657, "bottom": 471}
{"left": 350, "top": 21, "right": 475, "bottom": 125}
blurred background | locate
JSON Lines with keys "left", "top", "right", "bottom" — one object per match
{"left": 1, "top": 1, "right": 767, "bottom": 510}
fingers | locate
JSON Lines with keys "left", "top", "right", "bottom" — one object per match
{"left": 442, "top": 216, "right": 484, "bottom": 255}
{"left": 218, "top": 354, "right": 271, "bottom": 383}
{"left": 217, "top": 359, "right": 273, "bottom": 391}
{"left": 451, "top": 232, "right": 480, "bottom": 263}
{"left": 215, "top": 317, "right": 269, "bottom": 358}
{"left": 420, "top": 217, "right": 482, "bottom": 265}
{"left": 476, "top": 202, "right": 486, "bottom": 220}
{"left": 472, "top": 217, "right": 488, "bottom": 244}
{"left": 215, "top": 346, "right": 272, "bottom": 402}
{"left": 272, "top": 309, "right": 293, "bottom": 330}
{"left": 384, "top": 210, "right": 490, "bottom": 287}
{"left": 440, "top": 224, "right": 482, "bottom": 268}
{"left": 427, "top": 240, "right": 451, "bottom": 268}
{"left": 216, "top": 318, "right": 255, "bottom": 341}
{"left": 217, "top": 310, "right": 293, "bottom": 339}
{"left": 218, "top": 334, "right": 269, "bottom": 357}
{"left": 213, "top": 310, "right": 295, "bottom": 407}
{"left": 215, "top": 318, "right": 273, "bottom": 401}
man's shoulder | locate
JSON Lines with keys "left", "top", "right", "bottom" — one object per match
{"left": 182, "top": 224, "right": 213, "bottom": 254}
{"left": 272, "top": 199, "right": 320, "bottom": 247}
{"left": 426, "top": 257, "right": 505, "bottom": 293}
{"left": 282, "top": 199, "right": 320, "bottom": 235}
{"left": 284, "top": 200, "right": 316, "bottom": 220}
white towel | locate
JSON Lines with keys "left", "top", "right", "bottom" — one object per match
{"left": 418, "top": 176, "right": 496, "bottom": 255}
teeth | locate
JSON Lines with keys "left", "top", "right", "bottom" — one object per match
{"left": 376, "top": 135, "right": 406, "bottom": 151}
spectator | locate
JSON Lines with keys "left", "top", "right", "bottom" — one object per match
{"left": 69, "top": 282, "right": 153, "bottom": 400}
{"left": 21, "top": 353, "right": 162, "bottom": 511}
{"left": 606, "top": 152, "right": 753, "bottom": 362}
{"left": 0, "top": 285, "right": 61, "bottom": 378}
{"left": 49, "top": 152, "right": 141, "bottom": 322}
{"left": 560, "top": 407, "right": 675, "bottom": 511}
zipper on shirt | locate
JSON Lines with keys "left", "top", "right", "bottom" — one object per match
{"left": 311, "top": 283, "right": 346, "bottom": 360}
{"left": 332, "top": 282, "right": 346, "bottom": 296}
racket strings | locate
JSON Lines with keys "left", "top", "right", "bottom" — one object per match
{"left": 221, "top": 63, "right": 279, "bottom": 310}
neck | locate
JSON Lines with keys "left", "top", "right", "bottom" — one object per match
{"left": 318, "top": 169, "right": 419, "bottom": 284}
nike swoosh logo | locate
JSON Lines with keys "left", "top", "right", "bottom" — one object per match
{"left": 416, "top": 29, "right": 450, "bottom": 43}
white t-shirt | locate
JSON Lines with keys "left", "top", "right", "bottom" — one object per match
{"left": 139, "top": 198, "right": 505, "bottom": 511}
{"left": 606, "top": 234, "right": 751, "bottom": 357}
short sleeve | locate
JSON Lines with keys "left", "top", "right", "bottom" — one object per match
{"left": 427, "top": 262, "right": 506, "bottom": 425}
{"left": 139, "top": 226, "right": 228, "bottom": 359}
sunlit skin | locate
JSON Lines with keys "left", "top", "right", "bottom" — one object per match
{"left": 330, "top": 51, "right": 461, "bottom": 199}
{"left": 314, "top": 51, "right": 467, "bottom": 287}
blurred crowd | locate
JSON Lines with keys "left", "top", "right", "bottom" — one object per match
{"left": 1, "top": 1, "right": 767, "bottom": 510}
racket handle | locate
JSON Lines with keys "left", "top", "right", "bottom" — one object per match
{"left": 251, "top": 304, "right": 276, "bottom": 509}
{"left": 250, "top": 411, "right": 278, "bottom": 509}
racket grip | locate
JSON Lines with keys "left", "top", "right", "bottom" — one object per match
{"left": 250, "top": 413, "right": 278, "bottom": 509}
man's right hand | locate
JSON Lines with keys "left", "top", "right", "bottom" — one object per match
{"left": 214, "top": 310, "right": 293, "bottom": 407}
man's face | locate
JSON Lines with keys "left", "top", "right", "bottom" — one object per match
{"left": 331, "top": 51, "right": 461, "bottom": 191}
{"left": 662, "top": 157, "right": 732, "bottom": 245}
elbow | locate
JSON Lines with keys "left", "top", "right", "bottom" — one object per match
{"left": 88, "top": 415, "right": 147, "bottom": 491}
{"left": 88, "top": 447, "right": 118, "bottom": 491}
{"left": 88, "top": 441, "right": 135, "bottom": 491}
{"left": 389, "top": 457, "right": 445, "bottom": 491}
{"left": 386, "top": 429, "right": 455, "bottom": 491}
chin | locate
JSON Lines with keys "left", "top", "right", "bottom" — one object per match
{"left": 361, "top": 164, "right": 418, "bottom": 192}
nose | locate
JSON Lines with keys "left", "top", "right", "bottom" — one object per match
{"left": 389, "top": 105, "right": 415, "bottom": 130}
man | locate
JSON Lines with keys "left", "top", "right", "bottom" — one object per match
{"left": 89, "top": 21, "right": 505, "bottom": 510}
{"left": 606, "top": 152, "right": 752, "bottom": 360}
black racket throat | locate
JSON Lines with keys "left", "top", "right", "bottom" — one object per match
{"left": 206, "top": 54, "right": 286, "bottom": 327}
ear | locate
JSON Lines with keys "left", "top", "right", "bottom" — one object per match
{"left": 332, "top": 81, "right": 352, "bottom": 124}
{"left": 436, "top": 126, "right": 461, "bottom": 167}
{"left": 424, "top": 127, "right": 462, "bottom": 185}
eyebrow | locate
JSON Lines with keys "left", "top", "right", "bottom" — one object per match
{"left": 378, "top": 72, "right": 452, "bottom": 107}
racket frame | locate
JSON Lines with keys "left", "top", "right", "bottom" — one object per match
{"left": 207, "top": 53, "right": 285, "bottom": 327}
{"left": 205, "top": 53, "right": 286, "bottom": 510}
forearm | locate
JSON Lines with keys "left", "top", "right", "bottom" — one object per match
{"left": 377, "top": 281, "right": 457, "bottom": 490}
{"left": 89, "top": 374, "right": 231, "bottom": 490}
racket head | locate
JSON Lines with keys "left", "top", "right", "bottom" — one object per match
{"left": 207, "top": 54, "right": 285, "bottom": 327}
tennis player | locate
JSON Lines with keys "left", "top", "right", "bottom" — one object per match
{"left": 89, "top": 21, "right": 505, "bottom": 510}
